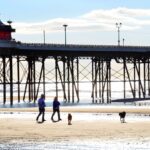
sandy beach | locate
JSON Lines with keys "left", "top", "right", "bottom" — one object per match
{"left": 0, "top": 106, "right": 150, "bottom": 149}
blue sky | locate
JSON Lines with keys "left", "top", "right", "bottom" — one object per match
{"left": 1, "top": 0, "right": 150, "bottom": 21}
{"left": 1, "top": 0, "right": 150, "bottom": 45}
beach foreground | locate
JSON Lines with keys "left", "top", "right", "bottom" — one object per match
{"left": 0, "top": 106, "right": 150, "bottom": 149}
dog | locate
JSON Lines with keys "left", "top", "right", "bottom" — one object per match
{"left": 68, "top": 113, "right": 72, "bottom": 125}
{"left": 119, "top": 111, "right": 126, "bottom": 123}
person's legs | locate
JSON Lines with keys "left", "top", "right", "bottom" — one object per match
{"left": 57, "top": 109, "right": 61, "bottom": 121}
{"left": 51, "top": 110, "right": 56, "bottom": 121}
{"left": 42, "top": 108, "right": 46, "bottom": 122}
{"left": 36, "top": 108, "right": 42, "bottom": 121}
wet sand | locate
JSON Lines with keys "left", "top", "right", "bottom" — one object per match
{"left": 0, "top": 105, "right": 150, "bottom": 114}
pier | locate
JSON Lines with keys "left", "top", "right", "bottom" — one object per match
{"left": 0, "top": 20, "right": 150, "bottom": 105}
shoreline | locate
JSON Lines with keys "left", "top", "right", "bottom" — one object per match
{"left": 0, "top": 105, "right": 150, "bottom": 114}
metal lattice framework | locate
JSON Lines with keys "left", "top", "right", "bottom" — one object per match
{"left": 0, "top": 42, "right": 150, "bottom": 105}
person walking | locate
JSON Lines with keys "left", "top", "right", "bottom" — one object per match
{"left": 36, "top": 94, "right": 46, "bottom": 123}
{"left": 51, "top": 96, "right": 62, "bottom": 122}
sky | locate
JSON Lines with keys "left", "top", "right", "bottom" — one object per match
{"left": 1, "top": 0, "right": 150, "bottom": 45}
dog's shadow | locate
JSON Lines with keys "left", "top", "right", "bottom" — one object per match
{"left": 121, "top": 121, "right": 127, "bottom": 123}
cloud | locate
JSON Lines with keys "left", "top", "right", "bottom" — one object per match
{"left": 12, "top": 7, "right": 150, "bottom": 34}
{"left": 81, "top": 7, "right": 150, "bottom": 29}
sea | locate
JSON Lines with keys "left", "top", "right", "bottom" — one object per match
{"left": 0, "top": 81, "right": 150, "bottom": 107}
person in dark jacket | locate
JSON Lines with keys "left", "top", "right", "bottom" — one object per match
{"left": 36, "top": 94, "right": 46, "bottom": 122}
{"left": 51, "top": 96, "right": 62, "bottom": 122}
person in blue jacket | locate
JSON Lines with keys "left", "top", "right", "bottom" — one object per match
{"left": 51, "top": 96, "right": 62, "bottom": 122}
{"left": 36, "top": 94, "right": 46, "bottom": 122}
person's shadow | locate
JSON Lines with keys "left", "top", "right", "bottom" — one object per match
{"left": 37, "top": 121, "right": 44, "bottom": 124}
{"left": 52, "top": 120, "right": 59, "bottom": 123}
{"left": 37, "top": 120, "right": 46, "bottom": 124}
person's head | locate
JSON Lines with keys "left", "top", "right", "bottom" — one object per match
{"left": 54, "top": 96, "right": 58, "bottom": 101}
{"left": 41, "top": 94, "right": 45, "bottom": 99}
